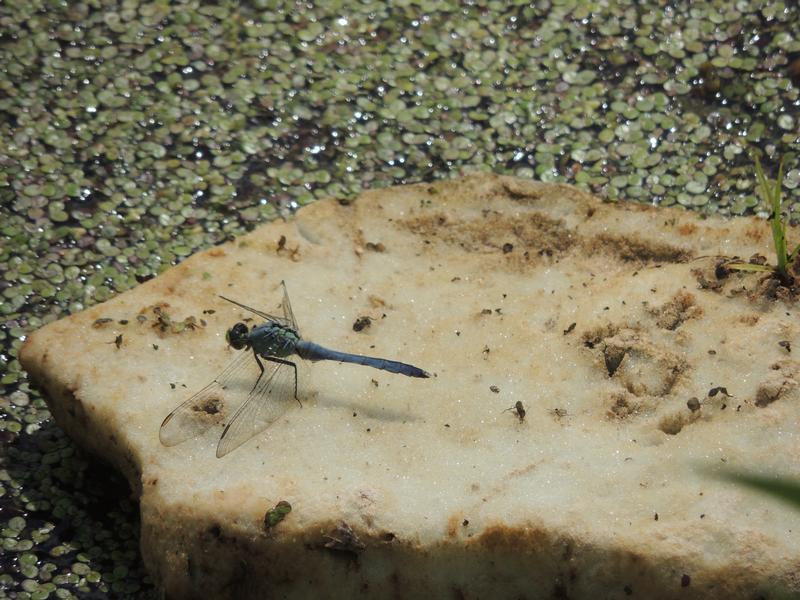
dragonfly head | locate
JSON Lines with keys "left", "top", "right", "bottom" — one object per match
{"left": 226, "top": 322, "right": 250, "bottom": 350}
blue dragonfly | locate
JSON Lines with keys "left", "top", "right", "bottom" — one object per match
{"left": 160, "top": 281, "right": 429, "bottom": 457}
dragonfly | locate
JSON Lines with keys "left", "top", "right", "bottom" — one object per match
{"left": 160, "top": 281, "right": 430, "bottom": 458}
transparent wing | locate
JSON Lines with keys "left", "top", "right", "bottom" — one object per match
{"left": 215, "top": 357, "right": 299, "bottom": 458}
{"left": 279, "top": 280, "right": 298, "bottom": 330}
{"left": 217, "top": 281, "right": 298, "bottom": 330}
{"left": 218, "top": 295, "right": 292, "bottom": 328}
{"left": 159, "top": 351, "right": 260, "bottom": 447}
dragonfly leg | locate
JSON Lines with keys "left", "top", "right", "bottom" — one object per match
{"left": 250, "top": 350, "right": 266, "bottom": 394}
{"left": 263, "top": 356, "right": 300, "bottom": 406}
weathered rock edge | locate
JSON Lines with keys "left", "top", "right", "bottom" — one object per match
{"left": 21, "top": 174, "right": 800, "bottom": 599}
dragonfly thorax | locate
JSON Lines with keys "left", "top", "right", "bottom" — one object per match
{"left": 248, "top": 322, "right": 300, "bottom": 358}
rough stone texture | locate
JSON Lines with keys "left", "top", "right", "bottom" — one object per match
{"left": 20, "top": 174, "right": 800, "bottom": 598}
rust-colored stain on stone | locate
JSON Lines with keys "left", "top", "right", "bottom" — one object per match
{"left": 590, "top": 232, "right": 691, "bottom": 264}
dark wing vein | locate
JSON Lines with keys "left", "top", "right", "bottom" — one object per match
{"left": 218, "top": 294, "right": 293, "bottom": 328}
{"left": 279, "top": 280, "right": 299, "bottom": 330}
{"left": 159, "top": 351, "right": 259, "bottom": 447}
{"left": 215, "top": 358, "right": 298, "bottom": 458}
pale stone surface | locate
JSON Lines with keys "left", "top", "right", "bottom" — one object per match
{"left": 20, "top": 174, "right": 800, "bottom": 598}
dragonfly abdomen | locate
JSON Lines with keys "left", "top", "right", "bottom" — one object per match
{"left": 296, "top": 341, "right": 429, "bottom": 378}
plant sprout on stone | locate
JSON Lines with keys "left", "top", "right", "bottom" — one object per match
{"left": 726, "top": 156, "right": 798, "bottom": 285}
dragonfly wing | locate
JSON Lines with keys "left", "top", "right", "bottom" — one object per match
{"left": 218, "top": 295, "right": 293, "bottom": 328}
{"left": 279, "top": 280, "right": 299, "bottom": 330}
{"left": 215, "top": 357, "right": 298, "bottom": 458}
{"left": 159, "top": 351, "right": 259, "bottom": 447}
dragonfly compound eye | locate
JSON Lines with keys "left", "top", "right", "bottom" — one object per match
{"left": 226, "top": 322, "right": 249, "bottom": 350}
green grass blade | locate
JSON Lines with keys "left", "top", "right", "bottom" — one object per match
{"left": 716, "top": 470, "right": 800, "bottom": 510}
{"left": 789, "top": 242, "right": 800, "bottom": 263}
{"left": 724, "top": 262, "right": 773, "bottom": 273}
{"left": 775, "top": 157, "right": 787, "bottom": 268}
{"left": 757, "top": 157, "right": 788, "bottom": 273}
